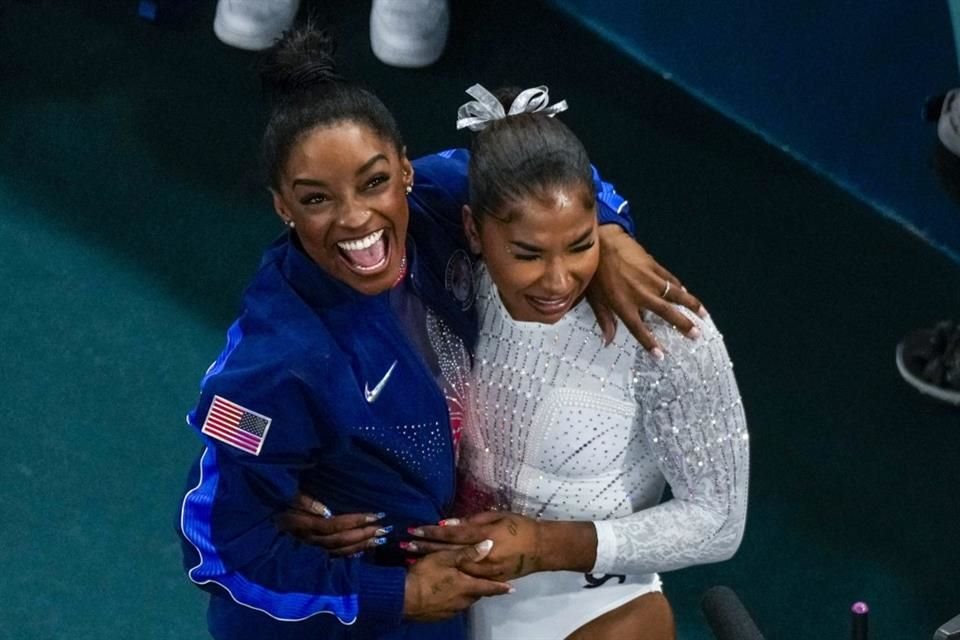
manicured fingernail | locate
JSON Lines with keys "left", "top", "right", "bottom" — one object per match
{"left": 399, "top": 541, "right": 418, "bottom": 552}
{"left": 686, "top": 326, "right": 701, "bottom": 340}
{"left": 365, "top": 512, "right": 386, "bottom": 523}
{"left": 373, "top": 537, "right": 387, "bottom": 546}
{"left": 405, "top": 557, "right": 418, "bottom": 565}
{"left": 310, "top": 501, "right": 333, "bottom": 518}
{"left": 651, "top": 347, "right": 665, "bottom": 361}
{"left": 475, "top": 539, "right": 494, "bottom": 554}
{"left": 349, "top": 551, "right": 364, "bottom": 558}
{"left": 439, "top": 518, "right": 461, "bottom": 527}
{"left": 697, "top": 305, "right": 709, "bottom": 319}
{"left": 508, "top": 587, "right": 516, "bottom": 594}
{"left": 408, "top": 527, "right": 424, "bottom": 537}
{"left": 375, "top": 525, "right": 393, "bottom": 536}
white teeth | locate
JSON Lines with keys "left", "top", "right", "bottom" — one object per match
{"left": 337, "top": 229, "right": 384, "bottom": 252}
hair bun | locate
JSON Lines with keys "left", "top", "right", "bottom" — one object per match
{"left": 492, "top": 86, "right": 524, "bottom": 111}
{"left": 259, "top": 26, "right": 341, "bottom": 97}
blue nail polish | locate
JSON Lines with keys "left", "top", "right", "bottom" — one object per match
{"left": 373, "top": 537, "right": 387, "bottom": 546}
{"left": 375, "top": 525, "right": 394, "bottom": 536}
{"left": 375, "top": 512, "right": 387, "bottom": 520}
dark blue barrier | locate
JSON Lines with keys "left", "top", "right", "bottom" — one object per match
{"left": 551, "top": 0, "right": 960, "bottom": 262}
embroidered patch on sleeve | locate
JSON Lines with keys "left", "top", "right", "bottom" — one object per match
{"left": 201, "top": 395, "right": 272, "bottom": 456}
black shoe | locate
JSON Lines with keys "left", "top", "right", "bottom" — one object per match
{"left": 896, "top": 320, "right": 960, "bottom": 406}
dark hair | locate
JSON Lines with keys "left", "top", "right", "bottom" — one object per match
{"left": 259, "top": 26, "right": 404, "bottom": 190}
{"left": 468, "top": 87, "right": 595, "bottom": 223}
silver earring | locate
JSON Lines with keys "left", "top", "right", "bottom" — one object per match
{"left": 285, "top": 219, "right": 295, "bottom": 229}
{"left": 405, "top": 185, "right": 413, "bottom": 195}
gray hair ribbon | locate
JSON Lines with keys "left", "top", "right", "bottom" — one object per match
{"left": 456, "top": 83, "right": 569, "bottom": 131}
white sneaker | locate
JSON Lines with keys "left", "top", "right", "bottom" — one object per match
{"left": 370, "top": 0, "right": 449, "bottom": 68}
{"left": 213, "top": 0, "right": 300, "bottom": 51}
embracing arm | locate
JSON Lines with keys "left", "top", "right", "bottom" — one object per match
{"left": 184, "top": 366, "right": 515, "bottom": 628}
{"left": 179, "top": 382, "right": 406, "bottom": 626}
{"left": 588, "top": 162, "right": 706, "bottom": 350}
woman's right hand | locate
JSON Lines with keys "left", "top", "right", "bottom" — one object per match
{"left": 275, "top": 493, "right": 388, "bottom": 556}
{"left": 402, "top": 540, "right": 513, "bottom": 622}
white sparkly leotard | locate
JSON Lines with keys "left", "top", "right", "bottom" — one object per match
{"left": 459, "top": 266, "right": 749, "bottom": 639}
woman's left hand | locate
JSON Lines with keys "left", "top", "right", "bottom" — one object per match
{"left": 276, "top": 493, "right": 388, "bottom": 556}
{"left": 407, "top": 511, "right": 544, "bottom": 581}
{"left": 590, "top": 225, "right": 707, "bottom": 354}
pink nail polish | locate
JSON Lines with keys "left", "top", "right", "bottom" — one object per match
{"left": 408, "top": 527, "right": 424, "bottom": 537}
{"left": 697, "top": 305, "right": 709, "bottom": 319}
{"left": 686, "top": 326, "right": 701, "bottom": 340}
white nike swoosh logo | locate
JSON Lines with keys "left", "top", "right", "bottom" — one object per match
{"left": 364, "top": 361, "right": 397, "bottom": 403}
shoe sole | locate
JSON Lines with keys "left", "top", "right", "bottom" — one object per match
{"left": 214, "top": 13, "right": 280, "bottom": 51}
{"left": 895, "top": 343, "right": 960, "bottom": 406}
{"left": 370, "top": 11, "right": 447, "bottom": 67}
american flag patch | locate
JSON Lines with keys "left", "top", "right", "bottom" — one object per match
{"left": 201, "top": 395, "right": 272, "bottom": 456}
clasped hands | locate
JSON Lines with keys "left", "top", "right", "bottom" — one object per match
{"left": 406, "top": 511, "right": 545, "bottom": 581}
{"left": 277, "top": 495, "right": 548, "bottom": 621}
{"left": 278, "top": 494, "right": 544, "bottom": 578}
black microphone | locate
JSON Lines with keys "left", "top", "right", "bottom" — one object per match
{"left": 702, "top": 585, "right": 766, "bottom": 640}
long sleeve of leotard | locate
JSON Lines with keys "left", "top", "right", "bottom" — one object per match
{"left": 591, "top": 310, "right": 749, "bottom": 575}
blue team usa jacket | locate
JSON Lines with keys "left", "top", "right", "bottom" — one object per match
{"left": 178, "top": 149, "right": 634, "bottom": 639}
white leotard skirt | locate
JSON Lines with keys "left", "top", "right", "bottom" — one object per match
{"left": 468, "top": 571, "right": 661, "bottom": 640}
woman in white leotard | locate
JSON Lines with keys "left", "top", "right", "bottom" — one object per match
{"left": 411, "top": 84, "right": 749, "bottom": 640}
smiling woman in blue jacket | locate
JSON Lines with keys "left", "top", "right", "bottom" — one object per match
{"left": 177, "top": 26, "right": 705, "bottom": 640}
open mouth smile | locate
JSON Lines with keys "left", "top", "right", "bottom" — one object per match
{"left": 336, "top": 229, "right": 391, "bottom": 275}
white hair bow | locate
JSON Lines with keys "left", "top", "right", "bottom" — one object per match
{"left": 456, "top": 83, "right": 568, "bottom": 131}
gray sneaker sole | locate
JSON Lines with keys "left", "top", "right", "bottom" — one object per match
{"left": 895, "top": 342, "right": 960, "bottom": 406}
